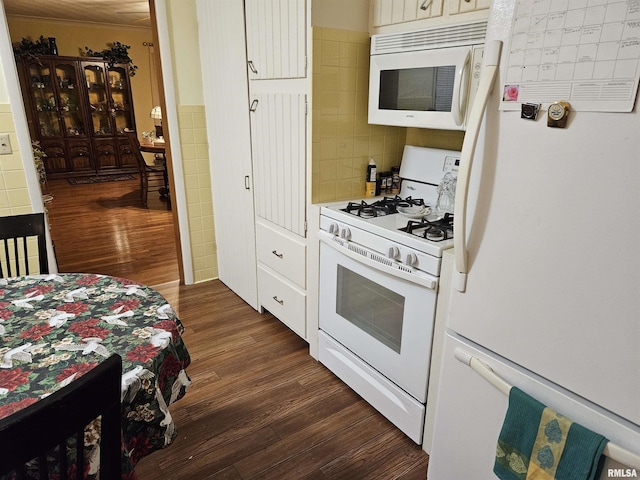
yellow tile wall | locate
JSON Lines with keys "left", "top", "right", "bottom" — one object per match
{"left": 0, "top": 103, "right": 42, "bottom": 274}
{"left": 0, "top": 104, "right": 33, "bottom": 216}
{"left": 312, "top": 27, "right": 406, "bottom": 203}
{"left": 406, "top": 127, "right": 465, "bottom": 152}
{"left": 177, "top": 104, "right": 217, "bottom": 283}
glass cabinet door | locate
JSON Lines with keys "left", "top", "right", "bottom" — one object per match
{"left": 107, "top": 66, "right": 133, "bottom": 134}
{"left": 54, "top": 61, "right": 85, "bottom": 137}
{"left": 27, "top": 62, "right": 62, "bottom": 137}
{"left": 83, "top": 62, "right": 113, "bottom": 136}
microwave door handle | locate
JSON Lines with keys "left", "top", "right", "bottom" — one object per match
{"left": 453, "top": 40, "right": 503, "bottom": 293}
{"left": 451, "top": 50, "right": 471, "bottom": 127}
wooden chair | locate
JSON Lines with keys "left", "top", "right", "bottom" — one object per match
{"left": 0, "top": 354, "right": 123, "bottom": 480}
{"left": 0, "top": 212, "right": 49, "bottom": 277}
{"left": 126, "top": 132, "right": 168, "bottom": 207}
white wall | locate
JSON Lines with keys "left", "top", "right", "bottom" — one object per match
{"left": 166, "top": 0, "right": 204, "bottom": 105}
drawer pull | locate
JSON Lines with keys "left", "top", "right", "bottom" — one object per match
{"left": 272, "top": 250, "right": 283, "bottom": 259}
{"left": 273, "top": 296, "right": 284, "bottom": 305}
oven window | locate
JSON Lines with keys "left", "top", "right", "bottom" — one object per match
{"left": 336, "top": 265, "right": 405, "bottom": 353}
{"left": 379, "top": 65, "right": 455, "bottom": 112}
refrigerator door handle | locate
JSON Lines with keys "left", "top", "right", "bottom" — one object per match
{"left": 455, "top": 348, "right": 640, "bottom": 470}
{"left": 453, "top": 40, "right": 503, "bottom": 292}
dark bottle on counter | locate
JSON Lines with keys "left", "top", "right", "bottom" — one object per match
{"left": 391, "top": 166, "right": 400, "bottom": 194}
{"left": 48, "top": 37, "right": 58, "bottom": 55}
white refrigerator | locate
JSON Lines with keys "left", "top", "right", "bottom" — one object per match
{"left": 428, "top": 0, "right": 640, "bottom": 478}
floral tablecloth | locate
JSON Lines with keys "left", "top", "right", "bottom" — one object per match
{"left": 0, "top": 273, "right": 191, "bottom": 479}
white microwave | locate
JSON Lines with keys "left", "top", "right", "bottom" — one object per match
{"left": 368, "top": 21, "right": 487, "bottom": 131}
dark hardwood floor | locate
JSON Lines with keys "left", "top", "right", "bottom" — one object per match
{"left": 44, "top": 175, "right": 179, "bottom": 286}
{"left": 44, "top": 175, "right": 429, "bottom": 479}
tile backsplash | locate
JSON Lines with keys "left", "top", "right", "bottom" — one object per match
{"left": 0, "top": 104, "right": 33, "bottom": 217}
{"left": 311, "top": 28, "right": 465, "bottom": 204}
{"left": 311, "top": 27, "right": 405, "bottom": 203}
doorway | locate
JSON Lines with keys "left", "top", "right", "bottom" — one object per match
{"left": 3, "top": 2, "right": 182, "bottom": 287}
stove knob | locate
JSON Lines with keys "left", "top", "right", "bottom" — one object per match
{"left": 339, "top": 227, "right": 352, "bottom": 240}
{"left": 387, "top": 245, "right": 400, "bottom": 260}
{"left": 404, "top": 252, "right": 418, "bottom": 267}
{"left": 328, "top": 222, "right": 340, "bottom": 235}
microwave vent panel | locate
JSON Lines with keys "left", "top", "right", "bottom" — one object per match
{"left": 371, "top": 20, "right": 488, "bottom": 55}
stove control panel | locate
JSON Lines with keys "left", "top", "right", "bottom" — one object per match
{"left": 319, "top": 215, "right": 443, "bottom": 277}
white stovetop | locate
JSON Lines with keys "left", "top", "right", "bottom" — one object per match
{"left": 320, "top": 200, "right": 454, "bottom": 258}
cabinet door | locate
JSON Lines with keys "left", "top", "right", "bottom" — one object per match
{"left": 53, "top": 60, "right": 88, "bottom": 138}
{"left": 93, "top": 139, "right": 118, "bottom": 171}
{"left": 448, "top": 0, "right": 490, "bottom": 15}
{"left": 83, "top": 61, "right": 114, "bottom": 136}
{"left": 250, "top": 92, "right": 306, "bottom": 237}
{"left": 372, "top": 0, "right": 443, "bottom": 27}
{"left": 107, "top": 65, "right": 135, "bottom": 134}
{"left": 41, "top": 140, "right": 69, "bottom": 174}
{"left": 197, "top": 0, "right": 259, "bottom": 310}
{"left": 245, "top": 0, "right": 306, "bottom": 79}
{"left": 67, "top": 140, "right": 93, "bottom": 173}
{"left": 117, "top": 137, "right": 137, "bottom": 170}
{"left": 24, "top": 60, "right": 64, "bottom": 139}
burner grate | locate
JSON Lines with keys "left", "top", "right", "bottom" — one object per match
{"left": 399, "top": 213, "right": 454, "bottom": 242}
{"left": 341, "top": 196, "right": 427, "bottom": 218}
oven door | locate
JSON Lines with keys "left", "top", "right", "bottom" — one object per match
{"left": 318, "top": 239, "right": 437, "bottom": 402}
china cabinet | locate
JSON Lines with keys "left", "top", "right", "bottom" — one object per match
{"left": 17, "top": 55, "right": 137, "bottom": 178}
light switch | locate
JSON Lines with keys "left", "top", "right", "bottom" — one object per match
{"left": 0, "top": 134, "right": 12, "bottom": 154}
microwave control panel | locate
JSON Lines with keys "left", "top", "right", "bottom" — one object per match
{"left": 467, "top": 46, "right": 485, "bottom": 116}
{"left": 443, "top": 156, "right": 461, "bottom": 174}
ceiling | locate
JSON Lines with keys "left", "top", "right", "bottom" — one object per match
{"left": 3, "top": 0, "right": 151, "bottom": 28}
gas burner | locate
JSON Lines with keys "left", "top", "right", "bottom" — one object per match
{"left": 342, "top": 200, "right": 394, "bottom": 218}
{"left": 341, "top": 196, "right": 427, "bottom": 218}
{"left": 400, "top": 213, "right": 454, "bottom": 242}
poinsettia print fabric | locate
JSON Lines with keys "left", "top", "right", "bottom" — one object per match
{"left": 0, "top": 273, "right": 191, "bottom": 479}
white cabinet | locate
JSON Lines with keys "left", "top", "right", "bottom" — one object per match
{"left": 370, "top": 0, "right": 490, "bottom": 31}
{"left": 245, "top": 0, "right": 307, "bottom": 79}
{"left": 256, "top": 221, "right": 306, "bottom": 288}
{"left": 258, "top": 266, "right": 306, "bottom": 338}
{"left": 249, "top": 92, "right": 307, "bottom": 237}
{"left": 256, "top": 219, "right": 307, "bottom": 338}
{"left": 372, "top": 0, "right": 444, "bottom": 27}
{"left": 196, "top": 0, "right": 258, "bottom": 309}
{"left": 447, "top": 0, "right": 490, "bottom": 15}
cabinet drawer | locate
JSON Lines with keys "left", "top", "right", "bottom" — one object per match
{"left": 258, "top": 266, "right": 306, "bottom": 339}
{"left": 256, "top": 222, "right": 306, "bottom": 288}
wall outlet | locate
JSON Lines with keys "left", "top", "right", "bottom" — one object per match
{"left": 0, "top": 134, "right": 12, "bottom": 154}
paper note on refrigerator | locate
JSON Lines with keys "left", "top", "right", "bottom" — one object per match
{"left": 500, "top": 0, "right": 640, "bottom": 112}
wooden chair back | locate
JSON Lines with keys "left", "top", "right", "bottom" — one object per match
{"left": 125, "top": 131, "right": 167, "bottom": 207}
{"left": 0, "top": 354, "right": 123, "bottom": 480}
{"left": 0, "top": 212, "right": 49, "bottom": 277}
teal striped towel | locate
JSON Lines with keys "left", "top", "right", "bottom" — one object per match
{"left": 494, "top": 387, "right": 608, "bottom": 480}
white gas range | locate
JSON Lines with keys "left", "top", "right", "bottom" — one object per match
{"left": 317, "top": 145, "right": 461, "bottom": 444}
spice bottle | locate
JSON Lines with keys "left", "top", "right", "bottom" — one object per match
{"left": 391, "top": 166, "right": 400, "bottom": 195}
{"left": 365, "top": 158, "right": 377, "bottom": 197}
{"left": 379, "top": 172, "right": 391, "bottom": 195}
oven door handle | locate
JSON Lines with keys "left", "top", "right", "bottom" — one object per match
{"left": 318, "top": 231, "right": 438, "bottom": 290}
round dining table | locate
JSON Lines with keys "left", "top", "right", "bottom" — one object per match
{"left": 0, "top": 273, "right": 191, "bottom": 479}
